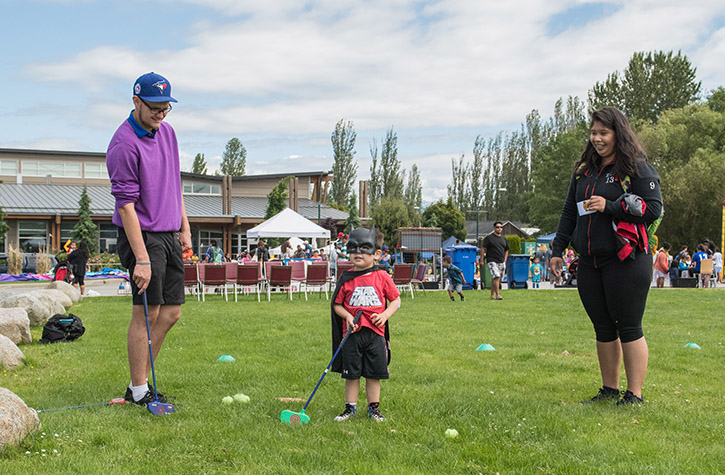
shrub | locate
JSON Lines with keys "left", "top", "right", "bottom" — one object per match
{"left": 506, "top": 235, "right": 522, "bottom": 255}
{"left": 35, "top": 247, "right": 53, "bottom": 274}
{"left": 8, "top": 244, "right": 23, "bottom": 274}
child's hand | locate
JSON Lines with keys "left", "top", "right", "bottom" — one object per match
{"left": 371, "top": 312, "right": 388, "bottom": 328}
{"left": 345, "top": 315, "right": 358, "bottom": 332}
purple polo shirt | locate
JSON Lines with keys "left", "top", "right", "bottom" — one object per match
{"left": 106, "top": 112, "right": 183, "bottom": 232}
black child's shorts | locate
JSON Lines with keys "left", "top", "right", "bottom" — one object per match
{"left": 118, "top": 228, "right": 185, "bottom": 306}
{"left": 340, "top": 327, "right": 389, "bottom": 380}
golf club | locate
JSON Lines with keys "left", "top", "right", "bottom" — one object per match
{"left": 280, "top": 310, "right": 362, "bottom": 424}
{"left": 37, "top": 398, "right": 127, "bottom": 413}
{"left": 142, "top": 292, "right": 175, "bottom": 416}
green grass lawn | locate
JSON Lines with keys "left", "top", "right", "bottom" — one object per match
{"left": 2, "top": 288, "right": 723, "bottom": 474}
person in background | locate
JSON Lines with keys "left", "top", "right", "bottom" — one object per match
{"left": 529, "top": 255, "right": 543, "bottom": 289}
{"left": 443, "top": 255, "right": 466, "bottom": 302}
{"left": 653, "top": 242, "right": 671, "bottom": 288}
{"left": 379, "top": 245, "right": 392, "bottom": 271}
{"left": 255, "top": 240, "right": 270, "bottom": 263}
{"left": 67, "top": 241, "right": 90, "bottom": 295}
{"left": 482, "top": 221, "right": 509, "bottom": 300}
{"left": 550, "top": 107, "right": 662, "bottom": 406}
{"left": 712, "top": 246, "right": 723, "bottom": 284}
{"left": 691, "top": 244, "right": 710, "bottom": 288}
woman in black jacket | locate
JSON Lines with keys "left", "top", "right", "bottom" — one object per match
{"left": 67, "top": 241, "right": 90, "bottom": 295}
{"left": 550, "top": 107, "right": 662, "bottom": 406}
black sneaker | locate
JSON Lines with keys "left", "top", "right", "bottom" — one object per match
{"left": 129, "top": 390, "right": 159, "bottom": 406}
{"left": 460, "top": 296, "right": 465, "bottom": 302}
{"left": 367, "top": 404, "right": 384, "bottom": 422}
{"left": 616, "top": 390, "right": 643, "bottom": 406}
{"left": 581, "top": 386, "right": 620, "bottom": 404}
{"left": 334, "top": 404, "right": 357, "bottom": 421}
{"left": 124, "top": 385, "right": 169, "bottom": 404}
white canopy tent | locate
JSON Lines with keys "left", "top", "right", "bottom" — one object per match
{"left": 246, "top": 207, "right": 331, "bottom": 239}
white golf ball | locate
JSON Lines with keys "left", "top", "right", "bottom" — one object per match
{"left": 233, "top": 393, "right": 250, "bottom": 403}
{"left": 222, "top": 396, "right": 234, "bottom": 405}
{"left": 445, "top": 428, "right": 459, "bottom": 438}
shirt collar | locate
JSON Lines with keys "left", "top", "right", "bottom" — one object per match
{"left": 127, "top": 111, "right": 156, "bottom": 139}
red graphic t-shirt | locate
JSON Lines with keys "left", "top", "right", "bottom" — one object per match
{"left": 334, "top": 270, "right": 400, "bottom": 336}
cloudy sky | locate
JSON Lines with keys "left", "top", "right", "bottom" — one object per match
{"left": 2, "top": 0, "right": 724, "bottom": 201}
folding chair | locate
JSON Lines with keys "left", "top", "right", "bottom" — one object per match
{"left": 410, "top": 262, "right": 428, "bottom": 296}
{"left": 290, "top": 260, "right": 307, "bottom": 292}
{"left": 267, "top": 265, "right": 293, "bottom": 301}
{"left": 235, "top": 265, "right": 262, "bottom": 302}
{"left": 698, "top": 259, "right": 715, "bottom": 288}
{"left": 200, "top": 264, "right": 229, "bottom": 302}
{"left": 183, "top": 264, "right": 200, "bottom": 301}
{"left": 392, "top": 263, "right": 415, "bottom": 298}
{"left": 304, "top": 263, "right": 330, "bottom": 300}
{"left": 337, "top": 261, "right": 354, "bottom": 275}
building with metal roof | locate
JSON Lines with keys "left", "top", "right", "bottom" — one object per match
{"left": 0, "top": 148, "right": 349, "bottom": 258}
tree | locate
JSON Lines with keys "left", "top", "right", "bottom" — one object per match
{"left": 330, "top": 119, "right": 358, "bottom": 207}
{"left": 344, "top": 192, "right": 361, "bottom": 233}
{"left": 370, "top": 196, "right": 410, "bottom": 247}
{"left": 470, "top": 138, "right": 485, "bottom": 211}
{"left": 191, "top": 153, "right": 208, "bottom": 175}
{"left": 0, "top": 206, "right": 9, "bottom": 244}
{"left": 219, "top": 138, "right": 247, "bottom": 176}
{"left": 404, "top": 164, "right": 422, "bottom": 225}
{"left": 422, "top": 198, "right": 465, "bottom": 241}
{"left": 380, "top": 128, "right": 404, "bottom": 199}
{"left": 265, "top": 177, "right": 290, "bottom": 219}
{"left": 368, "top": 140, "right": 382, "bottom": 207}
{"left": 637, "top": 103, "right": 725, "bottom": 247}
{"left": 588, "top": 50, "right": 701, "bottom": 123}
{"left": 707, "top": 86, "right": 725, "bottom": 114}
{"left": 72, "top": 185, "right": 98, "bottom": 252}
{"left": 447, "top": 154, "right": 469, "bottom": 212}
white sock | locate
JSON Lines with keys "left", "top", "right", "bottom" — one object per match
{"left": 131, "top": 383, "right": 149, "bottom": 401}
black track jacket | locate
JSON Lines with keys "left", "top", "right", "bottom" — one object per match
{"left": 551, "top": 161, "right": 662, "bottom": 268}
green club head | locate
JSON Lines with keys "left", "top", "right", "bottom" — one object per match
{"left": 280, "top": 409, "right": 309, "bottom": 424}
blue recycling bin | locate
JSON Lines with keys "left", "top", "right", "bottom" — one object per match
{"left": 444, "top": 244, "right": 477, "bottom": 290}
{"left": 506, "top": 254, "right": 531, "bottom": 289}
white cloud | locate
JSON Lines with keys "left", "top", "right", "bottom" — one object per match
{"left": 18, "top": 0, "right": 725, "bottom": 201}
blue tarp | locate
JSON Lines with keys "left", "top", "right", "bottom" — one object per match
{"left": 536, "top": 233, "right": 556, "bottom": 244}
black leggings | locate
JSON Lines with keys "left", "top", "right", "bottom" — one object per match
{"left": 577, "top": 252, "right": 652, "bottom": 343}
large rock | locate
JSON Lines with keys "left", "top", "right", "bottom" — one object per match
{"left": 0, "top": 335, "right": 24, "bottom": 369}
{"left": 46, "top": 281, "right": 81, "bottom": 303}
{"left": 0, "top": 387, "right": 41, "bottom": 452}
{"left": 28, "top": 291, "right": 65, "bottom": 317}
{"left": 0, "top": 294, "right": 50, "bottom": 327}
{"left": 0, "top": 308, "right": 31, "bottom": 344}
{"left": 35, "top": 289, "right": 73, "bottom": 310}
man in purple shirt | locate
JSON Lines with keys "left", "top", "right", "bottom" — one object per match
{"left": 107, "top": 72, "right": 191, "bottom": 406}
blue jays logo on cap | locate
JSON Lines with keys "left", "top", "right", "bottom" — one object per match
{"left": 133, "top": 72, "right": 177, "bottom": 103}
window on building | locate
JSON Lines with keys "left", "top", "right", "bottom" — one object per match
{"left": 99, "top": 223, "right": 118, "bottom": 253}
{"left": 182, "top": 181, "right": 221, "bottom": 195}
{"left": 18, "top": 221, "right": 48, "bottom": 252}
{"left": 85, "top": 162, "right": 109, "bottom": 179}
{"left": 0, "top": 160, "right": 18, "bottom": 175}
{"left": 22, "top": 161, "right": 82, "bottom": 178}
{"left": 60, "top": 222, "right": 76, "bottom": 250}
{"left": 230, "top": 232, "right": 248, "bottom": 257}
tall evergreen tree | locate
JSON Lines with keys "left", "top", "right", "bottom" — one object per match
{"left": 72, "top": 185, "right": 98, "bottom": 252}
{"left": 588, "top": 50, "right": 701, "bottom": 123}
{"left": 330, "top": 119, "right": 358, "bottom": 207}
{"left": 265, "top": 177, "right": 290, "bottom": 219}
{"left": 344, "top": 192, "right": 361, "bottom": 233}
{"left": 191, "top": 153, "right": 208, "bottom": 175}
{"left": 368, "top": 140, "right": 381, "bottom": 207}
{"left": 380, "top": 127, "right": 404, "bottom": 199}
{"left": 0, "top": 206, "right": 9, "bottom": 244}
{"left": 219, "top": 138, "right": 247, "bottom": 176}
{"left": 404, "top": 164, "right": 423, "bottom": 225}
{"left": 447, "top": 154, "right": 469, "bottom": 212}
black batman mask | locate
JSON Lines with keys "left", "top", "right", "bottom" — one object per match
{"left": 347, "top": 226, "right": 377, "bottom": 255}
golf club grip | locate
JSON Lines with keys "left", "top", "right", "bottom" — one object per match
{"left": 302, "top": 310, "right": 363, "bottom": 411}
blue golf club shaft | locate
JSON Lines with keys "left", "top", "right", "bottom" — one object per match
{"left": 141, "top": 292, "right": 159, "bottom": 403}
{"left": 302, "top": 310, "right": 362, "bottom": 412}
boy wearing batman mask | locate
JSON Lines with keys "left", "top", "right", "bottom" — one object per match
{"left": 331, "top": 226, "right": 401, "bottom": 422}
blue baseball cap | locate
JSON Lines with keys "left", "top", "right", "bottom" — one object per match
{"left": 133, "top": 72, "right": 177, "bottom": 103}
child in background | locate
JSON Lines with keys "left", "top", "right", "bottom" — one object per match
{"left": 530, "top": 256, "right": 543, "bottom": 289}
{"left": 332, "top": 226, "right": 401, "bottom": 422}
{"left": 442, "top": 256, "right": 466, "bottom": 302}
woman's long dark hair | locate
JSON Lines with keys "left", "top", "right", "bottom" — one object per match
{"left": 77, "top": 241, "right": 90, "bottom": 260}
{"left": 574, "top": 107, "right": 647, "bottom": 180}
